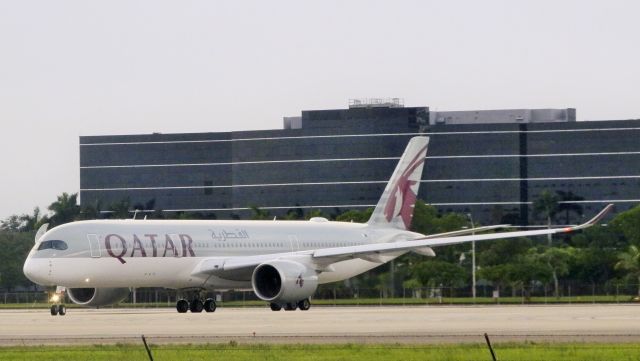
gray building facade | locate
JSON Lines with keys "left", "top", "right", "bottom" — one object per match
{"left": 80, "top": 105, "right": 640, "bottom": 225}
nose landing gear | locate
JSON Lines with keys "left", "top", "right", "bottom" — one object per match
{"left": 49, "top": 286, "right": 67, "bottom": 316}
{"left": 50, "top": 304, "right": 66, "bottom": 316}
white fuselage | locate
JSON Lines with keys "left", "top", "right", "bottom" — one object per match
{"left": 23, "top": 218, "right": 419, "bottom": 291}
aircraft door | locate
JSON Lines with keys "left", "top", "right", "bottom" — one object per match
{"left": 87, "top": 234, "right": 101, "bottom": 258}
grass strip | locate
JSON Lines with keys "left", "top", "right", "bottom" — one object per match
{"left": 2, "top": 342, "right": 640, "bottom": 361}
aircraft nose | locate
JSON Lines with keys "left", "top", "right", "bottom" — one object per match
{"left": 23, "top": 257, "right": 47, "bottom": 285}
{"left": 23, "top": 257, "right": 36, "bottom": 281}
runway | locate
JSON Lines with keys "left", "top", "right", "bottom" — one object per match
{"left": 2, "top": 305, "right": 640, "bottom": 345}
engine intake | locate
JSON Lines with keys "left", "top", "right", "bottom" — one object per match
{"left": 67, "top": 287, "right": 130, "bottom": 307}
{"left": 252, "top": 260, "right": 318, "bottom": 304}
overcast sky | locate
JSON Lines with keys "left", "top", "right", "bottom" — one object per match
{"left": 0, "top": 0, "right": 639, "bottom": 220}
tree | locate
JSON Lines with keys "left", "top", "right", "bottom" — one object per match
{"left": 249, "top": 206, "right": 271, "bottom": 220}
{"left": 568, "top": 225, "right": 623, "bottom": 283}
{"left": 1, "top": 207, "right": 45, "bottom": 232}
{"left": 411, "top": 201, "right": 467, "bottom": 235}
{"left": 0, "top": 232, "right": 34, "bottom": 290}
{"left": 535, "top": 247, "right": 575, "bottom": 298}
{"left": 478, "top": 263, "right": 516, "bottom": 295}
{"left": 615, "top": 245, "right": 640, "bottom": 296}
{"left": 611, "top": 204, "right": 640, "bottom": 246}
{"left": 305, "top": 209, "right": 326, "bottom": 220}
{"left": 108, "top": 198, "right": 131, "bottom": 219}
{"left": 412, "top": 259, "right": 467, "bottom": 288}
{"left": 533, "top": 190, "right": 559, "bottom": 246}
{"left": 335, "top": 209, "right": 373, "bottom": 223}
{"left": 555, "top": 191, "right": 584, "bottom": 225}
{"left": 48, "top": 193, "right": 80, "bottom": 226}
{"left": 478, "top": 237, "right": 533, "bottom": 296}
{"left": 76, "top": 201, "right": 102, "bottom": 220}
{"left": 509, "top": 252, "right": 552, "bottom": 298}
{"left": 282, "top": 211, "right": 301, "bottom": 220}
{"left": 410, "top": 201, "right": 441, "bottom": 235}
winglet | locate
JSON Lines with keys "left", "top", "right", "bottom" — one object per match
{"left": 34, "top": 223, "right": 49, "bottom": 243}
{"left": 563, "top": 204, "right": 614, "bottom": 233}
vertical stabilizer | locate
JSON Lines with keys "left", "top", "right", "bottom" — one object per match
{"left": 368, "top": 136, "right": 429, "bottom": 229}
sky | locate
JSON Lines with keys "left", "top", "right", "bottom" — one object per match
{"left": 0, "top": 0, "right": 639, "bottom": 220}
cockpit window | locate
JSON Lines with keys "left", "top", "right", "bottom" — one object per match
{"left": 37, "top": 240, "right": 68, "bottom": 251}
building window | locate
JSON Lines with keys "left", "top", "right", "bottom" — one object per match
{"left": 204, "top": 180, "right": 213, "bottom": 195}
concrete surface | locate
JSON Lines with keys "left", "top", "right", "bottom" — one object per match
{"left": 2, "top": 305, "right": 640, "bottom": 345}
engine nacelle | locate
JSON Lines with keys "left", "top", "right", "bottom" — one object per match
{"left": 67, "top": 287, "right": 130, "bottom": 307}
{"left": 251, "top": 260, "right": 318, "bottom": 304}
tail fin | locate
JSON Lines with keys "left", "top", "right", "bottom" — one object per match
{"left": 368, "top": 136, "right": 429, "bottom": 230}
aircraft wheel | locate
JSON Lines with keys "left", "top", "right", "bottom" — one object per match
{"left": 176, "top": 299, "right": 189, "bottom": 313}
{"left": 50, "top": 305, "right": 58, "bottom": 316}
{"left": 284, "top": 302, "right": 297, "bottom": 311}
{"left": 270, "top": 303, "right": 281, "bottom": 311}
{"left": 190, "top": 299, "right": 204, "bottom": 313}
{"left": 203, "top": 298, "right": 216, "bottom": 313}
{"left": 297, "top": 299, "right": 311, "bottom": 311}
{"left": 58, "top": 304, "right": 67, "bottom": 316}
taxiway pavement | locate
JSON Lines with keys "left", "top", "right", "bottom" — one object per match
{"left": 2, "top": 305, "right": 640, "bottom": 345}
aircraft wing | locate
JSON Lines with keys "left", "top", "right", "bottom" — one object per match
{"left": 312, "top": 204, "right": 613, "bottom": 260}
{"left": 193, "top": 204, "right": 612, "bottom": 278}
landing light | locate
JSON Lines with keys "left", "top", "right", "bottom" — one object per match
{"left": 50, "top": 294, "right": 60, "bottom": 303}
{"left": 85, "top": 278, "right": 90, "bottom": 283}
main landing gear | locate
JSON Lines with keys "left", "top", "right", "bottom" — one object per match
{"left": 270, "top": 298, "right": 311, "bottom": 312}
{"left": 176, "top": 297, "right": 217, "bottom": 313}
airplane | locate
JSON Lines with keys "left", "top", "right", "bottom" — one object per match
{"left": 23, "top": 136, "right": 613, "bottom": 316}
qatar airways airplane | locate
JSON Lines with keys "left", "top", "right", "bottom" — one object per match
{"left": 23, "top": 137, "right": 612, "bottom": 316}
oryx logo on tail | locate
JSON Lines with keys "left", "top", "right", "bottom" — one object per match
{"left": 368, "top": 137, "right": 429, "bottom": 230}
{"left": 383, "top": 145, "right": 427, "bottom": 227}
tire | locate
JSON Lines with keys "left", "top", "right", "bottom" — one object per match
{"left": 58, "top": 304, "right": 67, "bottom": 316}
{"left": 176, "top": 299, "right": 189, "bottom": 313}
{"left": 297, "top": 299, "right": 311, "bottom": 311}
{"left": 270, "top": 303, "right": 282, "bottom": 311}
{"left": 284, "top": 303, "right": 297, "bottom": 311}
{"left": 190, "top": 299, "right": 204, "bottom": 313}
{"left": 203, "top": 298, "right": 216, "bottom": 313}
{"left": 50, "top": 305, "right": 58, "bottom": 316}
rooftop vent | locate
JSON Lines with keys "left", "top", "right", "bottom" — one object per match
{"left": 349, "top": 98, "right": 404, "bottom": 109}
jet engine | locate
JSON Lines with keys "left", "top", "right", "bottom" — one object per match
{"left": 67, "top": 287, "right": 130, "bottom": 307}
{"left": 251, "top": 260, "right": 318, "bottom": 304}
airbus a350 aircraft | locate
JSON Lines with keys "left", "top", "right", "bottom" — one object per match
{"left": 23, "top": 137, "right": 612, "bottom": 316}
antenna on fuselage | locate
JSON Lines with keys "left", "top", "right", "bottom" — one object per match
{"left": 133, "top": 210, "right": 139, "bottom": 220}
